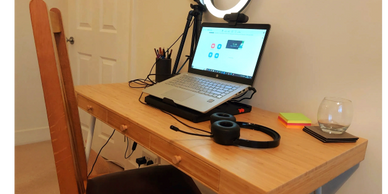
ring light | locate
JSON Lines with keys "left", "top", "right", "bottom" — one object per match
{"left": 203, "top": 0, "right": 250, "bottom": 18}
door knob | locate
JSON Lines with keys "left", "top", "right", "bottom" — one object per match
{"left": 66, "top": 37, "right": 74, "bottom": 45}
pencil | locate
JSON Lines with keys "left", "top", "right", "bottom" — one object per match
{"left": 154, "top": 48, "right": 159, "bottom": 58}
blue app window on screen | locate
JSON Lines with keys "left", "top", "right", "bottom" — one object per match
{"left": 226, "top": 40, "right": 243, "bottom": 49}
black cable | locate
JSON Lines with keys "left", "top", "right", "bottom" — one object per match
{"left": 231, "top": 90, "right": 249, "bottom": 100}
{"left": 138, "top": 92, "right": 147, "bottom": 105}
{"left": 170, "top": 125, "right": 213, "bottom": 137}
{"left": 124, "top": 137, "right": 137, "bottom": 159}
{"left": 128, "top": 59, "right": 159, "bottom": 88}
{"left": 128, "top": 19, "right": 194, "bottom": 90}
{"left": 231, "top": 87, "right": 257, "bottom": 103}
{"left": 161, "top": 110, "right": 211, "bottom": 134}
{"left": 176, "top": 56, "right": 190, "bottom": 74}
{"left": 88, "top": 129, "right": 116, "bottom": 177}
{"left": 166, "top": 20, "right": 194, "bottom": 52}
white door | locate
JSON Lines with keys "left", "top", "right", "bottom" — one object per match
{"left": 67, "top": 0, "right": 132, "bottom": 167}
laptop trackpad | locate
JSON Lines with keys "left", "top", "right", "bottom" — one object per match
{"left": 161, "top": 89, "right": 194, "bottom": 101}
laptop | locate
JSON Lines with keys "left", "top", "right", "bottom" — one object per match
{"left": 143, "top": 22, "right": 271, "bottom": 113}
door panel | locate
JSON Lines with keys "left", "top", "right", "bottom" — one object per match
{"left": 68, "top": 0, "right": 131, "bottom": 167}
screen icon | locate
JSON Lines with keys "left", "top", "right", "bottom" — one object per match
{"left": 226, "top": 40, "right": 243, "bottom": 49}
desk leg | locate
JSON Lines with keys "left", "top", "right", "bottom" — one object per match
{"left": 85, "top": 116, "right": 96, "bottom": 162}
{"left": 314, "top": 187, "right": 322, "bottom": 194}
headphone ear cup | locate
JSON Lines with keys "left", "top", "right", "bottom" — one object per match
{"left": 210, "top": 112, "right": 236, "bottom": 124}
{"left": 211, "top": 120, "right": 240, "bottom": 145}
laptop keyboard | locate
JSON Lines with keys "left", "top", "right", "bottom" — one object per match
{"left": 166, "top": 75, "right": 239, "bottom": 99}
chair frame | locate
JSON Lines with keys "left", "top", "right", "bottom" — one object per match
{"left": 30, "top": 1, "right": 202, "bottom": 194}
{"left": 30, "top": 0, "right": 89, "bottom": 192}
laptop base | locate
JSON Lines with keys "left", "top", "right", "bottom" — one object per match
{"left": 145, "top": 95, "right": 251, "bottom": 123}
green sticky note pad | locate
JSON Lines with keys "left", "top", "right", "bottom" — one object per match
{"left": 279, "top": 113, "right": 311, "bottom": 123}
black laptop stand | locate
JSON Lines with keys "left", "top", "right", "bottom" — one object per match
{"left": 145, "top": 95, "right": 251, "bottom": 123}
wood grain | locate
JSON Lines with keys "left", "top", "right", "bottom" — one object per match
{"left": 150, "top": 134, "right": 220, "bottom": 191}
{"left": 75, "top": 82, "right": 368, "bottom": 194}
{"left": 50, "top": 7, "right": 88, "bottom": 192}
{"left": 30, "top": 0, "right": 82, "bottom": 193}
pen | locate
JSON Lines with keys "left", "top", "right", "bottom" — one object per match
{"left": 168, "top": 49, "right": 172, "bottom": 59}
{"left": 155, "top": 47, "right": 172, "bottom": 59}
{"left": 154, "top": 48, "right": 159, "bottom": 58}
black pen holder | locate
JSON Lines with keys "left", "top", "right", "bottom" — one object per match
{"left": 155, "top": 58, "right": 171, "bottom": 82}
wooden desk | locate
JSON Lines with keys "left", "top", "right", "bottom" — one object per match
{"left": 75, "top": 83, "right": 367, "bottom": 194}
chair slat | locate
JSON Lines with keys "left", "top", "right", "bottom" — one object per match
{"left": 49, "top": 10, "right": 61, "bottom": 33}
{"left": 29, "top": 0, "right": 84, "bottom": 193}
{"left": 50, "top": 7, "right": 88, "bottom": 187}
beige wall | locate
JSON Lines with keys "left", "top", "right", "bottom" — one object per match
{"left": 128, "top": 0, "right": 195, "bottom": 80}
{"left": 242, "top": 1, "right": 381, "bottom": 193}
{"left": 16, "top": 0, "right": 381, "bottom": 193}
{"left": 15, "top": 0, "right": 68, "bottom": 145}
{"left": 129, "top": 0, "right": 381, "bottom": 193}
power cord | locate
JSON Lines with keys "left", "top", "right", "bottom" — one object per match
{"left": 136, "top": 156, "right": 147, "bottom": 168}
{"left": 128, "top": 59, "right": 159, "bottom": 89}
{"left": 87, "top": 129, "right": 115, "bottom": 177}
{"left": 161, "top": 109, "right": 211, "bottom": 135}
{"left": 230, "top": 87, "right": 257, "bottom": 103}
{"left": 124, "top": 137, "right": 137, "bottom": 159}
{"left": 135, "top": 155, "right": 155, "bottom": 168}
{"left": 128, "top": 20, "right": 194, "bottom": 89}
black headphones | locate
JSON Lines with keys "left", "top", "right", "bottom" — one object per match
{"left": 170, "top": 112, "right": 281, "bottom": 148}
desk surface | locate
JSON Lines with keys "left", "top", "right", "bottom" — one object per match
{"left": 75, "top": 83, "right": 367, "bottom": 194}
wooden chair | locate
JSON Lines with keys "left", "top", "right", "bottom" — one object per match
{"left": 29, "top": 0, "right": 201, "bottom": 193}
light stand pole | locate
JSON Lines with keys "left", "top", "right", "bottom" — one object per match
{"left": 171, "top": 0, "right": 206, "bottom": 75}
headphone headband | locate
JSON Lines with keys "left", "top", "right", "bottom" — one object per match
{"left": 210, "top": 113, "right": 281, "bottom": 148}
{"left": 234, "top": 122, "right": 280, "bottom": 148}
{"left": 170, "top": 113, "right": 281, "bottom": 149}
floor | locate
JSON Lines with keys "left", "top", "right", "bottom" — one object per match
{"left": 15, "top": 141, "right": 215, "bottom": 194}
{"left": 15, "top": 141, "right": 123, "bottom": 194}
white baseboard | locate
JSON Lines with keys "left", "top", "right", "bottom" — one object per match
{"left": 15, "top": 127, "right": 51, "bottom": 146}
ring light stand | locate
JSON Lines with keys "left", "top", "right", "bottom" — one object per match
{"left": 172, "top": 0, "right": 252, "bottom": 74}
{"left": 172, "top": 0, "right": 206, "bottom": 75}
{"left": 148, "top": 1, "right": 254, "bottom": 121}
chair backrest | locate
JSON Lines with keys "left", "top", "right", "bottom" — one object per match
{"left": 29, "top": 0, "right": 88, "bottom": 193}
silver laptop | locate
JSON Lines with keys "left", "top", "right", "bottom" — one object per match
{"left": 143, "top": 23, "right": 271, "bottom": 113}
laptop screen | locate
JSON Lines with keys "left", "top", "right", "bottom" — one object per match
{"left": 189, "top": 23, "right": 270, "bottom": 85}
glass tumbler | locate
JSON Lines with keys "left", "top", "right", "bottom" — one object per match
{"left": 317, "top": 97, "right": 353, "bottom": 134}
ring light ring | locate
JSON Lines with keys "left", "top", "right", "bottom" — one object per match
{"left": 204, "top": 0, "right": 250, "bottom": 18}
